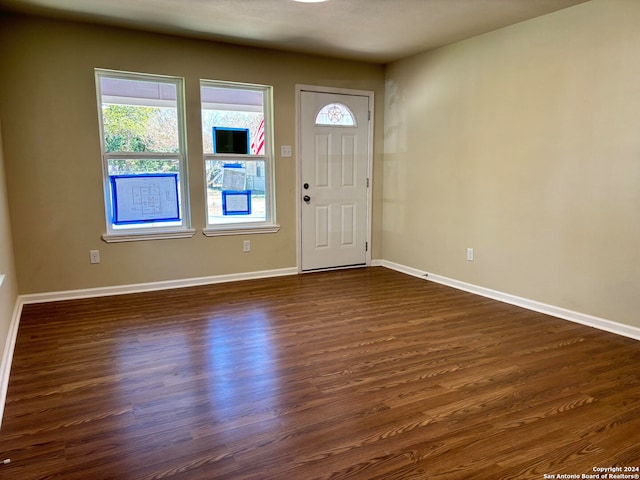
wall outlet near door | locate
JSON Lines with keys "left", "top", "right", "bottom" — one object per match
{"left": 281, "top": 145, "right": 292, "bottom": 158}
{"left": 466, "top": 248, "right": 474, "bottom": 261}
{"left": 243, "top": 240, "right": 251, "bottom": 253}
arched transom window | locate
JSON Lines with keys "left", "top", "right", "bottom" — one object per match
{"left": 314, "top": 103, "right": 356, "bottom": 127}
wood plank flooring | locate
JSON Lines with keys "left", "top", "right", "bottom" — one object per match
{"left": 1, "top": 267, "right": 639, "bottom": 479}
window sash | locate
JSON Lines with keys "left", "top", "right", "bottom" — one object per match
{"left": 102, "top": 153, "right": 188, "bottom": 230}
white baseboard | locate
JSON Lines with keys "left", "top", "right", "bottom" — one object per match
{"left": 0, "top": 298, "right": 24, "bottom": 429}
{"left": 20, "top": 267, "right": 299, "bottom": 305}
{"left": 381, "top": 260, "right": 640, "bottom": 342}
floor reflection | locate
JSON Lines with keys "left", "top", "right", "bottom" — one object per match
{"left": 206, "top": 309, "right": 278, "bottom": 412}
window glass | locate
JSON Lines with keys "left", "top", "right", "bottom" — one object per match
{"left": 314, "top": 103, "right": 356, "bottom": 126}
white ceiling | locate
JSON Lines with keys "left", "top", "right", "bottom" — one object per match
{"left": 0, "top": 0, "right": 590, "bottom": 63}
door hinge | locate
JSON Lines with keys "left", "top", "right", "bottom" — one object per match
{"left": 366, "top": 178, "right": 370, "bottom": 188}
{"left": 368, "top": 110, "right": 371, "bottom": 121}
{"left": 366, "top": 242, "right": 368, "bottom": 252}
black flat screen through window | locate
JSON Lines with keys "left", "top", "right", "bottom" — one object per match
{"left": 213, "top": 127, "right": 249, "bottom": 154}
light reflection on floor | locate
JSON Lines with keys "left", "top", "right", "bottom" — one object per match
{"left": 112, "top": 304, "right": 281, "bottom": 445}
{"left": 205, "top": 310, "right": 278, "bottom": 413}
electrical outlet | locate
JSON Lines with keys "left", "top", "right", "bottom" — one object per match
{"left": 90, "top": 250, "right": 101, "bottom": 264}
{"left": 243, "top": 240, "right": 251, "bottom": 252}
{"left": 281, "top": 145, "right": 292, "bottom": 158}
{"left": 466, "top": 248, "right": 474, "bottom": 261}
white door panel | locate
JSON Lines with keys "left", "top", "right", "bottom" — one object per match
{"left": 300, "top": 91, "right": 370, "bottom": 271}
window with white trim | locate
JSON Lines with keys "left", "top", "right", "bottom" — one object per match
{"left": 96, "top": 69, "right": 193, "bottom": 242}
{"left": 200, "top": 80, "right": 278, "bottom": 235}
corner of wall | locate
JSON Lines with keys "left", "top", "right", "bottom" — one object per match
{"left": 0, "top": 120, "right": 22, "bottom": 428}
{"left": 0, "top": 300, "right": 22, "bottom": 428}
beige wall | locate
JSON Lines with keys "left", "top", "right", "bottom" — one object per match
{"left": 0, "top": 122, "right": 19, "bottom": 366}
{"left": 0, "top": 14, "right": 385, "bottom": 294}
{"left": 383, "top": 0, "right": 640, "bottom": 328}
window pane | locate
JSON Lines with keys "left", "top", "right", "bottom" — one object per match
{"left": 201, "top": 85, "right": 264, "bottom": 155}
{"left": 107, "top": 158, "right": 179, "bottom": 176}
{"left": 107, "top": 158, "right": 183, "bottom": 228}
{"left": 100, "top": 77, "right": 179, "bottom": 153}
{"left": 315, "top": 103, "right": 356, "bottom": 127}
{"left": 206, "top": 159, "right": 266, "bottom": 224}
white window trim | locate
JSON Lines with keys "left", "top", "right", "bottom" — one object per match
{"left": 103, "top": 229, "right": 196, "bottom": 243}
{"left": 200, "top": 80, "right": 278, "bottom": 236}
{"left": 95, "top": 69, "right": 192, "bottom": 242}
{"left": 202, "top": 225, "right": 280, "bottom": 237}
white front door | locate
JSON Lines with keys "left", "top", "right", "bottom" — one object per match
{"left": 299, "top": 90, "right": 371, "bottom": 271}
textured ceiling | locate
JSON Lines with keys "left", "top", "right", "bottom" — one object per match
{"left": 0, "top": 0, "right": 590, "bottom": 63}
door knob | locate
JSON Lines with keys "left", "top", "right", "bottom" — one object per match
{"left": 303, "top": 195, "right": 311, "bottom": 202}
{"left": 303, "top": 183, "right": 309, "bottom": 190}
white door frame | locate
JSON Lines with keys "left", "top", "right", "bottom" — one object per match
{"left": 295, "top": 84, "right": 374, "bottom": 273}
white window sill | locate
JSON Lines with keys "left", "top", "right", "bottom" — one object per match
{"left": 203, "top": 224, "right": 280, "bottom": 237}
{"left": 102, "top": 229, "right": 196, "bottom": 243}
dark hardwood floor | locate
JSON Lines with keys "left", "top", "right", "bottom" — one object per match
{"left": 1, "top": 267, "right": 639, "bottom": 479}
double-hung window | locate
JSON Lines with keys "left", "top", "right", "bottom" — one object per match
{"left": 96, "top": 69, "right": 193, "bottom": 242}
{"left": 200, "top": 80, "right": 278, "bottom": 235}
